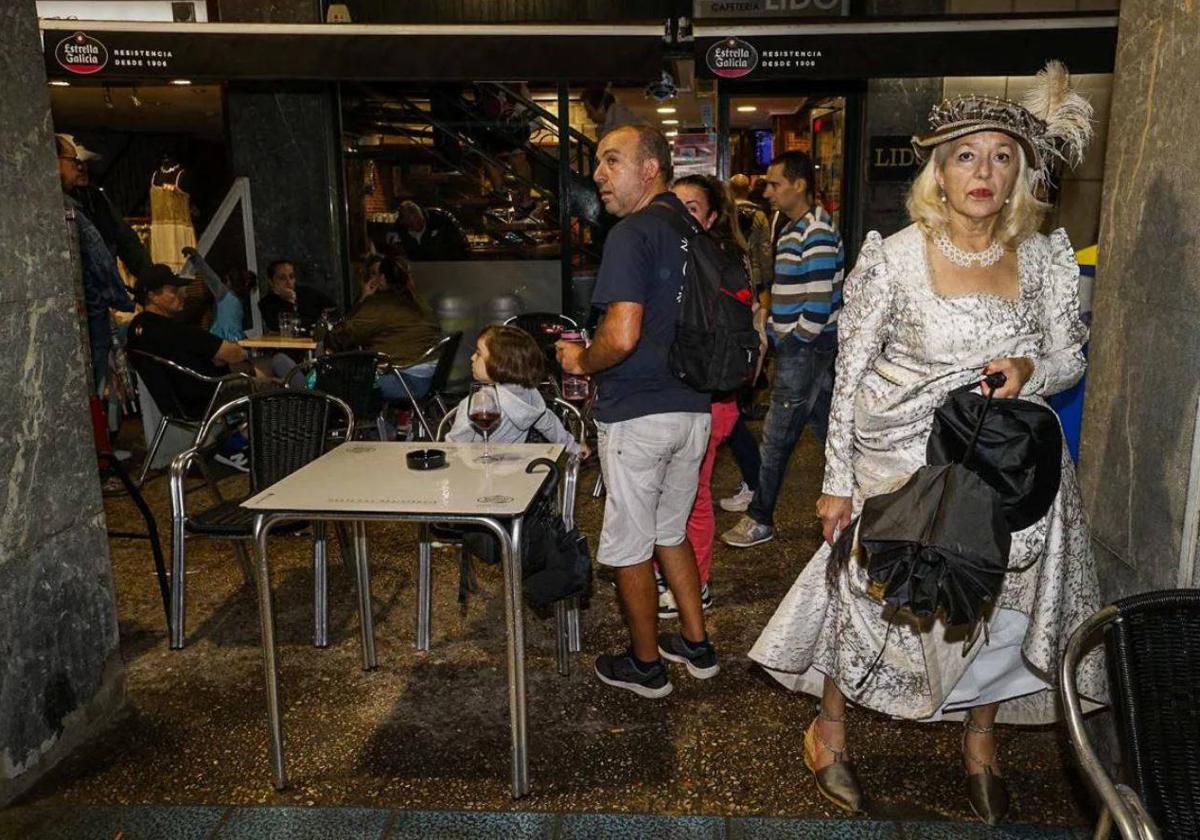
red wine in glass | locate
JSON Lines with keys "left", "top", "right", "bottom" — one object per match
{"left": 469, "top": 410, "right": 501, "bottom": 434}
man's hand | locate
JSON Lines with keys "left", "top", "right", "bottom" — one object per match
{"left": 556, "top": 340, "right": 587, "bottom": 375}
{"left": 817, "top": 494, "right": 853, "bottom": 545}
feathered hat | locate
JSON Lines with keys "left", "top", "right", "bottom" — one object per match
{"left": 911, "top": 61, "right": 1094, "bottom": 190}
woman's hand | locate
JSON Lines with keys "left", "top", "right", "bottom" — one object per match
{"left": 359, "top": 277, "right": 380, "bottom": 302}
{"left": 817, "top": 494, "right": 853, "bottom": 545}
{"left": 981, "top": 357, "right": 1035, "bottom": 398}
{"left": 578, "top": 443, "right": 592, "bottom": 461}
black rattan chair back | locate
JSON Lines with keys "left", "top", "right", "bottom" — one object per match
{"left": 429, "top": 332, "right": 463, "bottom": 395}
{"left": 1108, "top": 589, "right": 1200, "bottom": 839}
{"left": 311, "top": 351, "right": 384, "bottom": 421}
{"left": 246, "top": 390, "right": 332, "bottom": 494}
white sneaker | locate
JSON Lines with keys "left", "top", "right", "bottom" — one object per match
{"left": 214, "top": 451, "right": 250, "bottom": 473}
{"left": 719, "top": 481, "right": 755, "bottom": 513}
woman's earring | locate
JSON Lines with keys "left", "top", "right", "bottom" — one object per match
{"left": 939, "top": 191, "right": 947, "bottom": 203}
{"left": 1004, "top": 198, "right": 1011, "bottom": 205}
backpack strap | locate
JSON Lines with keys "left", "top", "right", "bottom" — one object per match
{"left": 644, "top": 199, "right": 702, "bottom": 240}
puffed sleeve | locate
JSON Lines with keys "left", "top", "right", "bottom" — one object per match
{"left": 822, "top": 231, "right": 894, "bottom": 497}
{"left": 1022, "top": 228, "right": 1088, "bottom": 397}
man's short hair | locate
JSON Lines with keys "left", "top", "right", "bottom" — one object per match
{"left": 266, "top": 259, "right": 292, "bottom": 280}
{"left": 728, "top": 173, "right": 751, "bottom": 199}
{"left": 769, "top": 151, "right": 814, "bottom": 193}
{"left": 624, "top": 124, "right": 673, "bottom": 184}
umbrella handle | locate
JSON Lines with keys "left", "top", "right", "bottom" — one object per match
{"left": 961, "top": 372, "right": 1007, "bottom": 466}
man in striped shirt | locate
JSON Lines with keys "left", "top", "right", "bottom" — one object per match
{"left": 722, "top": 151, "right": 844, "bottom": 548}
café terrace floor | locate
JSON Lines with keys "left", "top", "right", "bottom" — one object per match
{"left": 5, "top": 425, "right": 1098, "bottom": 838}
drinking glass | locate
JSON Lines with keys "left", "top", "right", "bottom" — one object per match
{"left": 467, "top": 382, "right": 501, "bottom": 462}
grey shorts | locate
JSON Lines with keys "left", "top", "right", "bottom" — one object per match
{"left": 595, "top": 412, "right": 711, "bottom": 568}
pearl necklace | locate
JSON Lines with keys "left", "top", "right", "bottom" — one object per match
{"left": 933, "top": 230, "right": 1005, "bottom": 269}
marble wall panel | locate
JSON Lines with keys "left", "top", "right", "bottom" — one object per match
{"left": 0, "top": 0, "right": 123, "bottom": 805}
{"left": 1080, "top": 0, "right": 1200, "bottom": 596}
{"left": 227, "top": 87, "right": 346, "bottom": 309}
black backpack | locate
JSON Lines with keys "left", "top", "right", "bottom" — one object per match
{"left": 647, "top": 201, "right": 760, "bottom": 393}
{"left": 736, "top": 201, "right": 759, "bottom": 241}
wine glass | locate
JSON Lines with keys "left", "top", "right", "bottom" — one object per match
{"left": 467, "top": 383, "right": 501, "bottom": 462}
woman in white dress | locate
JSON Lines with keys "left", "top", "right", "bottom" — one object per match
{"left": 748, "top": 63, "right": 1107, "bottom": 824}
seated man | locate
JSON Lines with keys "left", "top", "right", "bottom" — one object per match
{"left": 257, "top": 259, "right": 336, "bottom": 333}
{"left": 392, "top": 201, "right": 470, "bottom": 261}
{"left": 126, "top": 264, "right": 252, "bottom": 471}
{"left": 328, "top": 255, "right": 442, "bottom": 401}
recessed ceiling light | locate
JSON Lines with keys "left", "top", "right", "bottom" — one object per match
{"left": 665, "top": 129, "right": 679, "bottom": 137}
{"left": 169, "top": 79, "right": 192, "bottom": 86}
{"left": 49, "top": 80, "right": 70, "bottom": 87}
{"left": 661, "top": 119, "right": 679, "bottom": 125}
{"left": 656, "top": 106, "right": 676, "bottom": 114}
{"left": 736, "top": 105, "right": 758, "bottom": 113}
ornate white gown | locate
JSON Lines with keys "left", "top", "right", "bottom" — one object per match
{"left": 748, "top": 223, "right": 1107, "bottom": 724}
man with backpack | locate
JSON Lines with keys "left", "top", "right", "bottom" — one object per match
{"left": 556, "top": 125, "right": 718, "bottom": 698}
{"left": 730, "top": 173, "right": 774, "bottom": 296}
{"left": 721, "top": 151, "right": 845, "bottom": 548}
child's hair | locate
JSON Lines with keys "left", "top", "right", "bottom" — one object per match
{"left": 478, "top": 324, "right": 547, "bottom": 388}
{"left": 223, "top": 268, "right": 256, "bottom": 298}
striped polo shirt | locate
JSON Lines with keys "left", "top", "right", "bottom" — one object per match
{"left": 767, "top": 205, "right": 845, "bottom": 347}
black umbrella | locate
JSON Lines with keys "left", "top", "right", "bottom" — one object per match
{"left": 927, "top": 380, "right": 1063, "bottom": 532}
{"left": 858, "top": 462, "right": 1011, "bottom": 628}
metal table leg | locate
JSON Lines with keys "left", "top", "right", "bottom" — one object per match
{"left": 313, "top": 522, "right": 328, "bottom": 648}
{"left": 416, "top": 523, "right": 432, "bottom": 651}
{"left": 497, "top": 515, "right": 530, "bottom": 797}
{"left": 352, "top": 521, "right": 378, "bottom": 670}
{"left": 252, "top": 513, "right": 287, "bottom": 789}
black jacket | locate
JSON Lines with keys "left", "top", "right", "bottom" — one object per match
{"left": 70, "top": 185, "right": 151, "bottom": 281}
{"left": 395, "top": 207, "right": 470, "bottom": 261}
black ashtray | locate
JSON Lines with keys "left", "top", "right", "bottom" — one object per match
{"left": 406, "top": 449, "right": 447, "bottom": 470}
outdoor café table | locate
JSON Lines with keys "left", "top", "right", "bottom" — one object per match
{"left": 238, "top": 334, "right": 318, "bottom": 359}
{"left": 241, "top": 440, "right": 565, "bottom": 798}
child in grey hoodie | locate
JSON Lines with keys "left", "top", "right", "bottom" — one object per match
{"left": 447, "top": 324, "right": 583, "bottom": 457}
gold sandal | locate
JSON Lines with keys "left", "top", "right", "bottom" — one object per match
{"left": 803, "top": 708, "right": 864, "bottom": 814}
{"left": 963, "top": 714, "right": 1010, "bottom": 825}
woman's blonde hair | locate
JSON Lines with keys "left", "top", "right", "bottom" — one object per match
{"left": 905, "top": 141, "right": 1050, "bottom": 248}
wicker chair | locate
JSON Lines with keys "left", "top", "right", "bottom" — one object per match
{"left": 433, "top": 397, "right": 584, "bottom": 675}
{"left": 168, "top": 389, "right": 354, "bottom": 650}
{"left": 383, "top": 332, "right": 462, "bottom": 440}
{"left": 285, "top": 350, "right": 389, "bottom": 441}
{"left": 1061, "top": 589, "right": 1200, "bottom": 840}
{"left": 129, "top": 349, "right": 255, "bottom": 485}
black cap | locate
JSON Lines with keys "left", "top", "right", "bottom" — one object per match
{"left": 138, "top": 264, "right": 191, "bottom": 297}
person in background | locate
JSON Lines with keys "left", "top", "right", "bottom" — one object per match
{"left": 181, "top": 247, "right": 253, "bottom": 342}
{"left": 256, "top": 259, "right": 336, "bottom": 333}
{"left": 125, "top": 264, "right": 251, "bottom": 471}
{"left": 721, "top": 151, "right": 845, "bottom": 549}
{"left": 654, "top": 173, "right": 761, "bottom": 622}
{"left": 556, "top": 124, "right": 716, "bottom": 699}
{"left": 729, "top": 173, "right": 774, "bottom": 295}
{"left": 580, "top": 84, "right": 645, "bottom": 140}
{"left": 57, "top": 133, "right": 136, "bottom": 395}
{"left": 60, "top": 133, "right": 152, "bottom": 284}
{"left": 327, "top": 255, "right": 442, "bottom": 401}
{"left": 393, "top": 201, "right": 471, "bottom": 261}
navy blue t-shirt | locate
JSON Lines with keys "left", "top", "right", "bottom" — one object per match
{"left": 591, "top": 193, "right": 711, "bottom": 423}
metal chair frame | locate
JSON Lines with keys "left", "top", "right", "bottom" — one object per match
{"left": 434, "top": 397, "right": 584, "bottom": 674}
{"left": 385, "top": 332, "right": 462, "bottom": 440}
{"left": 1061, "top": 590, "right": 1200, "bottom": 840}
{"left": 167, "top": 390, "right": 354, "bottom": 651}
{"left": 130, "top": 349, "right": 256, "bottom": 485}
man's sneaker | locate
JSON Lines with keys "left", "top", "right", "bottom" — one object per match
{"left": 214, "top": 451, "right": 250, "bottom": 473}
{"left": 700, "top": 583, "right": 713, "bottom": 611}
{"left": 721, "top": 515, "right": 774, "bottom": 548}
{"left": 719, "top": 481, "right": 755, "bottom": 512}
{"left": 658, "top": 633, "right": 720, "bottom": 679}
{"left": 594, "top": 651, "right": 673, "bottom": 699}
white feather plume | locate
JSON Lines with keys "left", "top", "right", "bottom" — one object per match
{"left": 1021, "top": 60, "right": 1094, "bottom": 174}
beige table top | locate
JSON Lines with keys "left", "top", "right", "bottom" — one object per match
{"left": 239, "top": 334, "right": 318, "bottom": 350}
{"left": 242, "top": 441, "right": 564, "bottom": 517}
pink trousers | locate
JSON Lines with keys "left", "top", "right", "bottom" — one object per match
{"left": 686, "top": 398, "right": 741, "bottom": 585}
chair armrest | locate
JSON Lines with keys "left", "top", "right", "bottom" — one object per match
{"left": 168, "top": 445, "right": 213, "bottom": 521}
{"left": 1060, "top": 607, "right": 1163, "bottom": 840}
{"left": 435, "top": 406, "right": 459, "bottom": 442}
{"left": 560, "top": 454, "right": 580, "bottom": 531}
